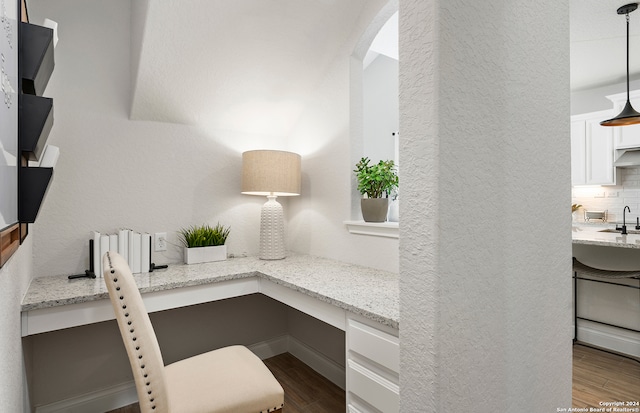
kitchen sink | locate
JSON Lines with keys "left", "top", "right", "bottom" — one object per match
{"left": 598, "top": 228, "right": 640, "bottom": 235}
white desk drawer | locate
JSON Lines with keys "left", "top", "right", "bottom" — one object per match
{"left": 347, "top": 359, "right": 399, "bottom": 413}
{"left": 348, "top": 319, "right": 399, "bottom": 373}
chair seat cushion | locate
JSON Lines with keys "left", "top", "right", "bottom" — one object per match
{"left": 164, "top": 345, "right": 284, "bottom": 413}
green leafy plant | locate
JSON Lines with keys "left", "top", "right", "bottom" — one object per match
{"left": 178, "top": 223, "right": 230, "bottom": 248}
{"left": 353, "top": 157, "right": 399, "bottom": 199}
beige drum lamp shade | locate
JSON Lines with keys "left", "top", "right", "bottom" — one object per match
{"left": 241, "top": 150, "right": 301, "bottom": 260}
{"left": 242, "top": 150, "right": 301, "bottom": 196}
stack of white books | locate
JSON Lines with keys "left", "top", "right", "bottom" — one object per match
{"left": 92, "top": 230, "right": 151, "bottom": 277}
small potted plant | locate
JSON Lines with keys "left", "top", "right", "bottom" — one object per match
{"left": 572, "top": 203, "right": 582, "bottom": 222}
{"left": 353, "top": 157, "right": 399, "bottom": 222}
{"left": 178, "top": 223, "right": 230, "bottom": 264}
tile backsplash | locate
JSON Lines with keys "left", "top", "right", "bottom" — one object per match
{"left": 572, "top": 167, "right": 640, "bottom": 224}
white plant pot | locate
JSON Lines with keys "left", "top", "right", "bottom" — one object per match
{"left": 388, "top": 198, "right": 399, "bottom": 222}
{"left": 184, "top": 245, "right": 227, "bottom": 264}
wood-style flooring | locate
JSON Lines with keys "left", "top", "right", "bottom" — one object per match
{"left": 107, "top": 346, "right": 639, "bottom": 413}
{"left": 572, "top": 343, "right": 640, "bottom": 409}
{"left": 106, "top": 352, "right": 344, "bottom": 413}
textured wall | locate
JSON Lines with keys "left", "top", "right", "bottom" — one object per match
{"left": 29, "top": 0, "right": 398, "bottom": 279}
{"left": 0, "top": 235, "right": 33, "bottom": 412}
{"left": 28, "top": 0, "right": 271, "bottom": 278}
{"left": 399, "top": 0, "right": 573, "bottom": 411}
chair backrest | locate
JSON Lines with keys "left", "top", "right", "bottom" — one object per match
{"left": 103, "top": 251, "right": 169, "bottom": 413}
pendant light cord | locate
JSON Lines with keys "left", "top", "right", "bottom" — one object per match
{"left": 600, "top": 3, "right": 640, "bottom": 126}
{"left": 627, "top": 12, "right": 631, "bottom": 98}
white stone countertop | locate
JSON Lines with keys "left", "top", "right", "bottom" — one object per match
{"left": 572, "top": 221, "right": 640, "bottom": 249}
{"left": 21, "top": 253, "right": 400, "bottom": 329}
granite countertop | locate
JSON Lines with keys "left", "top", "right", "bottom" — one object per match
{"left": 572, "top": 222, "right": 640, "bottom": 249}
{"left": 22, "top": 253, "right": 400, "bottom": 329}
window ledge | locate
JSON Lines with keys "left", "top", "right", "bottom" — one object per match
{"left": 344, "top": 221, "right": 399, "bottom": 239}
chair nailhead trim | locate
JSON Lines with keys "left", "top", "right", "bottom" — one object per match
{"left": 262, "top": 404, "right": 284, "bottom": 413}
{"left": 106, "top": 252, "right": 159, "bottom": 413}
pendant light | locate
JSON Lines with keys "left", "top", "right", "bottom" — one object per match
{"left": 601, "top": 3, "right": 640, "bottom": 126}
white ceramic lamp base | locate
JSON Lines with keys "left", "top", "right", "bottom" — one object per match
{"left": 260, "top": 195, "right": 286, "bottom": 260}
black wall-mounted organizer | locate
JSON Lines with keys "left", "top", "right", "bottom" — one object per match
{"left": 20, "top": 22, "right": 54, "bottom": 96}
{"left": 18, "top": 21, "right": 55, "bottom": 229}
{"left": 19, "top": 93, "right": 53, "bottom": 161}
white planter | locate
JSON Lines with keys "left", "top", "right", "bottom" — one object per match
{"left": 388, "top": 198, "right": 399, "bottom": 222}
{"left": 183, "top": 245, "right": 227, "bottom": 264}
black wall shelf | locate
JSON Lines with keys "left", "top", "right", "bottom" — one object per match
{"left": 19, "top": 94, "right": 53, "bottom": 161}
{"left": 18, "top": 167, "right": 53, "bottom": 223}
{"left": 19, "top": 22, "right": 54, "bottom": 96}
{"left": 18, "top": 18, "right": 55, "bottom": 229}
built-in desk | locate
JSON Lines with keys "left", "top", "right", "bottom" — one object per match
{"left": 22, "top": 253, "right": 400, "bottom": 413}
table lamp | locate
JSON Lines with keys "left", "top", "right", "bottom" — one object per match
{"left": 242, "top": 150, "right": 301, "bottom": 260}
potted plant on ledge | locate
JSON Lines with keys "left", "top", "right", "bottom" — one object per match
{"left": 354, "top": 157, "right": 399, "bottom": 222}
{"left": 178, "top": 223, "right": 231, "bottom": 264}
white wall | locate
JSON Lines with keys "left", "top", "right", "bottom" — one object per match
{"left": 0, "top": 235, "right": 33, "bottom": 412}
{"left": 285, "top": 1, "right": 399, "bottom": 273}
{"left": 28, "top": 0, "right": 287, "bottom": 278}
{"left": 363, "top": 54, "right": 399, "bottom": 165}
{"left": 22, "top": 0, "right": 395, "bottom": 408}
{"left": 29, "top": 0, "right": 398, "bottom": 278}
{"left": 399, "top": 0, "right": 572, "bottom": 411}
{"left": 571, "top": 78, "right": 640, "bottom": 115}
{"left": 572, "top": 166, "right": 640, "bottom": 223}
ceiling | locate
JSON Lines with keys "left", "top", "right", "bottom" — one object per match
{"left": 129, "top": 0, "right": 379, "bottom": 138}
{"left": 126, "top": 0, "right": 640, "bottom": 134}
{"left": 571, "top": 0, "right": 640, "bottom": 91}
{"left": 364, "top": 11, "right": 398, "bottom": 68}
{"left": 363, "top": 2, "right": 640, "bottom": 93}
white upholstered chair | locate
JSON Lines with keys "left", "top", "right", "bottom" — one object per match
{"left": 103, "top": 251, "right": 284, "bottom": 413}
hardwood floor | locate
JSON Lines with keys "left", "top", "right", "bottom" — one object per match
{"left": 263, "top": 352, "right": 346, "bottom": 412}
{"left": 106, "top": 352, "right": 344, "bottom": 413}
{"left": 572, "top": 344, "right": 640, "bottom": 408}
{"left": 107, "top": 347, "right": 638, "bottom": 413}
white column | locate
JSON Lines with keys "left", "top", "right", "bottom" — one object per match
{"left": 399, "top": 0, "right": 572, "bottom": 411}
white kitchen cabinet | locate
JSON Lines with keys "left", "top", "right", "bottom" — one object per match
{"left": 571, "top": 119, "right": 587, "bottom": 185}
{"left": 571, "top": 110, "right": 617, "bottom": 186}
{"left": 346, "top": 314, "right": 399, "bottom": 413}
{"left": 606, "top": 90, "right": 640, "bottom": 148}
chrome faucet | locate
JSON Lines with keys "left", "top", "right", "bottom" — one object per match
{"left": 617, "top": 206, "right": 631, "bottom": 234}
